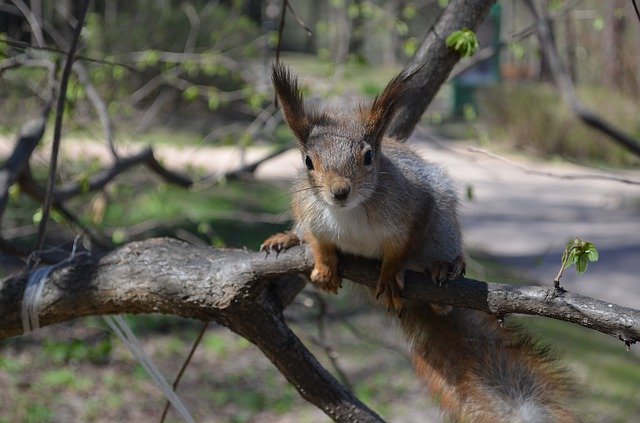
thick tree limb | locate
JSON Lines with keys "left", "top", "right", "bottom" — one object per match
{"left": 388, "top": 0, "right": 496, "bottom": 141}
{"left": 525, "top": 0, "right": 640, "bottom": 158}
{"left": 2, "top": 239, "right": 638, "bottom": 351}
{"left": 0, "top": 238, "right": 382, "bottom": 422}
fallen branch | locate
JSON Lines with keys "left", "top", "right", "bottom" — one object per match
{"left": 525, "top": 0, "right": 640, "bottom": 158}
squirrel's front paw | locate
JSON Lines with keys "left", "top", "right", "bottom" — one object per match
{"left": 375, "top": 272, "right": 405, "bottom": 316}
{"left": 310, "top": 264, "right": 342, "bottom": 294}
{"left": 260, "top": 232, "right": 301, "bottom": 255}
{"left": 427, "top": 255, "right": 466, "bottom": 286}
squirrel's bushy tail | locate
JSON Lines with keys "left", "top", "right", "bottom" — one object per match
{"left": 400, "top": 304, "right": 575, "bottom": 423}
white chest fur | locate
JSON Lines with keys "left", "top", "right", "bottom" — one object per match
{"left": 302, "top": 204, "right": 397, "bottom": 259}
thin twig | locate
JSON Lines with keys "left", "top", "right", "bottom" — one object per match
{"left": 0, "top": 36, "right": 138, "bottom": 71}
{"left": 31, "top": 0, "right": 90, "bottom": 266}
{"left": 467, "top": 147, "right": 640, "bottom": 185}
{"left": 159, "top": 322, "right": 209, "bottom": 423}
{"left": 275, "top": 0, "right": 288, "bottom": 65}
{"left": 73, "top": 62, "right": 118, "bottom": 158}
{"left": 286, "top": 2, "right": 312, "bottom": 36}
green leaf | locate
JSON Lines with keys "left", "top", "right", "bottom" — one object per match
{"left": 8, "top": 184, "right": 20, "bottom": 201}
{"left": 403, "top": 5, "right": 417, "bottom": 20}
{"left": 446, "top": 29, "right": 479, "bottom": 58}
{"left": 403, "top": 38, "right": 418, "bottom": 58}
{"left": 139, "top": 50, "right": 160, "bottom": 69}
{"left": 182, "top": 85, "right": 200, "bottom": 102}
{"left": 208, "top": 91, "right": 220, "bottom": 111}
{"left": 585, "top": 242, "right": 599, "bottom": 262}
{"left": 576, "top": 255, "right": 588, "bottom": 274}
{"left": 112, "top": 65, "right": 125, "bottom": 80}
{"left": 33, "top": 208, "right": 43, "bottom": 224}
{"left": 561, "top": 238, "right": 598, "bottom": 276}
{"left": 593, "top": 16, "right": 604, "bottom": 32}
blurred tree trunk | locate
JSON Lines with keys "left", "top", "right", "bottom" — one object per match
{"left": 537, "top": 0, "right": 554, "bottom": 81}
{"left": 602, "top": 0, "right": 626, "bottom": 91}
{"left": 563, "top": 4, "right": 576, "bottom": 82}
{"left": 348, "top": 0, "right": 364, "bottom": 56}
{"left": 332, "top": 3, "right": 350, "bottom": 64}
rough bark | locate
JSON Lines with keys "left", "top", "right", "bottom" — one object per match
{"left": 387, "top": 0, "right": 496, "bottom": 141}
{"left": 3, "top": 239, "right": 638, "bottom": 350}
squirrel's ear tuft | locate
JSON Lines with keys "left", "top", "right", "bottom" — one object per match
{"left": 365, "top": 71, "right": 407, "bottom": 145}
{"left": 272, "top": 63, "right": 313, "bottom": 143}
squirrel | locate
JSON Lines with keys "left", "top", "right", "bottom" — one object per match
{"left": 261, "top": 64, "right": 574, "bottom": 422}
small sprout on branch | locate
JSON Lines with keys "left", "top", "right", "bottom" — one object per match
{"left": 553, "top": 238, "right": 599, "bottom": 290}
{"left": 445, "top": 29, "right": 479, "bottom": 57}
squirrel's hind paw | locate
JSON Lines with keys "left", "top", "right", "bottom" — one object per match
{"left": 260, "top": 232, "right": 301, "bottom": 255}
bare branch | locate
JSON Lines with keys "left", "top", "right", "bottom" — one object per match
{"left": 2, "top": 239, "right": 638, "bottom": 353}
{"left": 0, "top": 36, "right": 138, "bottom": 72}
{"left": 73, "top": 62, "right": 118, "bottom": 158}
{"left": 0, "top": 101, "right": 53, "bottom": 221}
{"left": 467, "top": 147, "right": 640, "bottom": 185}
{"left": 18, "top": 148, "right": 192, "bottom": 203}
{"left": 32, "top": 0, "right": 90, "bottom": 260}
{"left": 525, "top": 0, "right": 640, "bottom": 158}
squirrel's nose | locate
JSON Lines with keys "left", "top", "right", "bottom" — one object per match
{"left": 332, "top": 186, "right": 350, "bottom": 201}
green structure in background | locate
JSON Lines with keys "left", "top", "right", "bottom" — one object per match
{"left": 453, "top": 4, "right": 501, "bottom": 117}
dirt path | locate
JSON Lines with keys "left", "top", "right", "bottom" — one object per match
{"left": 2, "top": 130, "right": 639, "bottom": 309}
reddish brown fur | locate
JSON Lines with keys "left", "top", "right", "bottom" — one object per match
{"left": 403, "top": 305, "right": 575, "bottom": 422}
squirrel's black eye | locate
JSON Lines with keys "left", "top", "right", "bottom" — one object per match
{"left": 364, "top": 150, "right": 373, "bottom": 166}
{"left": 305, "top": 155, "right": 314, "bottom": 170}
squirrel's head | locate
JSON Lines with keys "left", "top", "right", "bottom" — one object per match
{"left": 272, "top": 63, "right": 406, "bottom": 209}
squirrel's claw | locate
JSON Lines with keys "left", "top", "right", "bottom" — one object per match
{"left": 260, "top": 232, "right": 301, "bottom": 257}
{"left": 427, "top": 255, "right": 466, "bottom": 285}
{"left": 376, "top": 272, "right": 404, "bottom": 317}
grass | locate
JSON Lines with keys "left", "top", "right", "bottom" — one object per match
{"left": 477, "top": 83, "right": 640, "bottom": 168}
{"left": 2, "top": 138, "right": 639, "bottom": 421}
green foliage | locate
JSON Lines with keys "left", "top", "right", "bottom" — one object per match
{"left": 25, "top": 404, "right": 52, "bottom": 423}
{"left": 43, "top": 338, "right": 113, "bottom": 364}
{"left": 561, "top": 238, "right": 599, "bottom": 276}
{"left": 479, "top": 84, "right": 640, "bottom": 167}
{"left": 446, "top": 28, "right": 479, "bottom": 57}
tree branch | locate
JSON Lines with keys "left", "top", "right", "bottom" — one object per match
{"left": 2, "top": 239, "right": 638, "bottom": 351}
{"left": 32, "top": 0, "right": 90, "bottom": 258}
{"left": 0, "top": 100, "right": 53, "bottom": 220}
{"left": 18, "top": 148, "right": 193, "bottom": 202}
{"left": 387, "top": 0, "right": 496, "bottom": 141}
{"left": 0, "top": 238, "right": 383, "bottom": 422}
